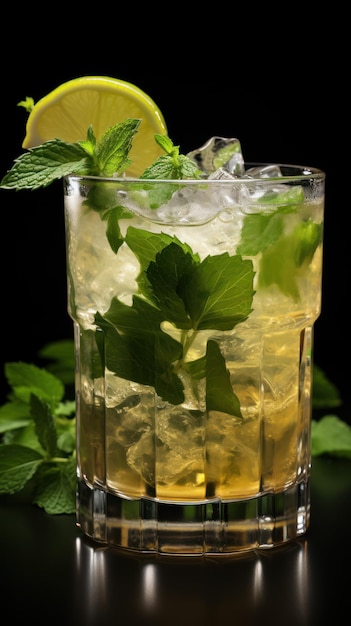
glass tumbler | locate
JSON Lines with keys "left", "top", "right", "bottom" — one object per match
{"left": 63, "top": 164, "right": 325, "bottom": 554}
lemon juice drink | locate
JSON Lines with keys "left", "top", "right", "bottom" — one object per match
{"left": 64, "top": 166, "right": 325, "bottom": 554}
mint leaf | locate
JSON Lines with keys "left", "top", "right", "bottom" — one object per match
{"left": 140, "top": 135, "right": 201, "bottom": 180}
{"left": 0, "top": 140, "right": 90, "bottom": 190}
{"left": 311, "top": 416, "right": 351, "bottom": 459}
{"left": 125, "top": 227, "right": 199, "bottom": 299}
{"left": 258, "top": 235, "right": 300, "bottom": 300}
{"left": 206, "top": 340, "right": 242, "bottom": 418}
{"left": 95, "top": 297, "right": 185, "bottom": 405}
{"left": 38, "top": 339, "right": 75, "bottom": 386}
{"left": 78, "top": 124, "right": 96, "bottom": 155}
{"left": 257, "top": 219, "right": 323, "bottom": 301}
{"left": 30, "top": 394, "right": 58, "bottom": 457}
{"left": 0, "top": 401, "right": 31, "bottom": 433}
{"left": 0, "top": 444, "right": 43, "bottom": 493}
{"left": 237, "top": 190, "right": 322, "bottom": 302}
{"left": 103, "top": 206, "right": 134, "bottom": 253}
{"left": 57, "top": 421, "right": 76, "bottom": 454}
{"left": 5, "top": 362, "right": 65, "bottom": 408}
{"left": 256, "top": 186, "right": 305, "bottom": 207}
{"left": 237, "top": 212, "right": 285, "bottom": 257}
{"left": 0, "top": 342, "right": 77, "bottom": 513}
{"left": 177, "top": 253, "right": 254, "bottom": 331}
{"left": 32, "top": 455, "right": 76, "bottom": 514}
{"left": 82, "top": 183, "right": 134, "bottom": 253}
{"left": 140, "top": 154, "right": 200, "bottom": 179}
{"left": 152, "top": 134, "right": 173, "bottom": 153}
{"left": 312, "top": 364, "right": 342, "bottom": 409}
{"left": 146, "top": 242, "right": 196, "bottom": 329}
{"left": 294, "top": 219, "right": 323, "bottom": 267}
{"left": 0, "top": 119, "right": 142, "bottom": 190}
{"left": 146, "top": 244, "right": 254, "bottom": 331}
{"left": 184, "top": 355, "right": 206, "bottom": 380}
{"left": 137, "top": 181, "right": 185, "bottom": 209}
{"left": 3, "top": 421, "right": 46, "bottom": 454}
{"left": 96, "top": 243, "right": 254, "bottom": 407}
{"left": 95, "top": 118, "right": 141, "bottom": 176}
{"left": 17, "top": 96, "right": 35, "bottom": 113}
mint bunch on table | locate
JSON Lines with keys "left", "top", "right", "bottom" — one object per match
{"left": 0, "top": 343, "right": 76, "bottom": 514}
{"left": 0, "top": 120, "right": 201, "bottom": 189}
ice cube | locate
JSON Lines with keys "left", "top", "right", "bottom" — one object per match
{"left": 208, "top": 161, "right": 288, "bottom": 214}
{"left": 208, "top": 167, "right": 235, "bottom": 181}
{"left": 239, "top": 163, "right": 303, "bottom": 212}
{"left": 187, "top": 136, "right": 245, "bottom": 177}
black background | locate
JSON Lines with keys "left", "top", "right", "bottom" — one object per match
{"left": 0, "top": 33, "right": 348, "bottom": 422}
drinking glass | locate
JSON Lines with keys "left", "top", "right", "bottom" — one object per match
{"left": 64, "top": 164, "right": 325, "bottom": 554}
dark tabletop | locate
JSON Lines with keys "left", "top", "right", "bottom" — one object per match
{"left": 1, "top": 456, "right": 350, "bottom": 626}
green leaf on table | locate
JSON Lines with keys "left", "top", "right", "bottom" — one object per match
{"left": 30, "top": 394, "right": 58, "bottom": 457}
{"left": 312, "top": 363, "right": 342, "bottom": 409}
{"left": 38, "top": 339, "right": 75, "bottom": 386}
{"left": 0, "top": 444, "right": 43, "bottom": 493}
{"left": 32, "top": 455, "right": 76, "bottom": 514}
{"left": 0, "top": 400, "right": 31, "bottom": 433}
{"left": 3, "top": 421, "right": 46, "bottom": 454}
{"left": 311, "top": 416, "right": 351, "bottom": 459}
{"left": 57, "top": 426, "right": 76, "bottom": 455}
{"left": 5, "top": 362, "right": 65, "bottom": 407}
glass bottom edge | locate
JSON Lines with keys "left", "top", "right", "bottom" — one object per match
{"left": 76, "top": 478, "right": 310, "bottom": 555}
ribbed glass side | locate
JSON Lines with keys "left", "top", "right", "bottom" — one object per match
{"left": 76, "top": 478, "right": 310, "bottom": 554}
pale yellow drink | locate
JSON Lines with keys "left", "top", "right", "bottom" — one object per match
{"left": 64, "top": 167, "right": 324, "bottom": 553}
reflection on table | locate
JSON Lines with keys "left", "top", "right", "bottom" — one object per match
{"left": 1, "top": 457, "right": 350, "bottom": 625}
{"left": 74, "top": 535, "right": 310, "bottom": 625}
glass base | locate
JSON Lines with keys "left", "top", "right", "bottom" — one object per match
{"left": 76, "top": 478, "right": 310, "bottom": 555}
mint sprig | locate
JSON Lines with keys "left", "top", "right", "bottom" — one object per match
{"left": 140, "top": 134, "right": 201, "bottom": 179}
{"left": 237, "top": 188, "right": 323, "bottom": 301}
{"left": 0, "top": 355, "right": 76, "bottom": 514}
{"left": 0, "top": 119, "right": 202, "bottom": 191}
{"left": 96, "top": 237, "right": 254, "bottom": 411}
{"left": 0, "top": 119, "right": 141, "bottom": 190}
{"left": 0, "top": 140, "right": 90, "bottom": 190}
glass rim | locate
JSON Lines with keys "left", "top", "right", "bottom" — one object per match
{"left": 65, "top": 162, "right": 325, "bottom": 185}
